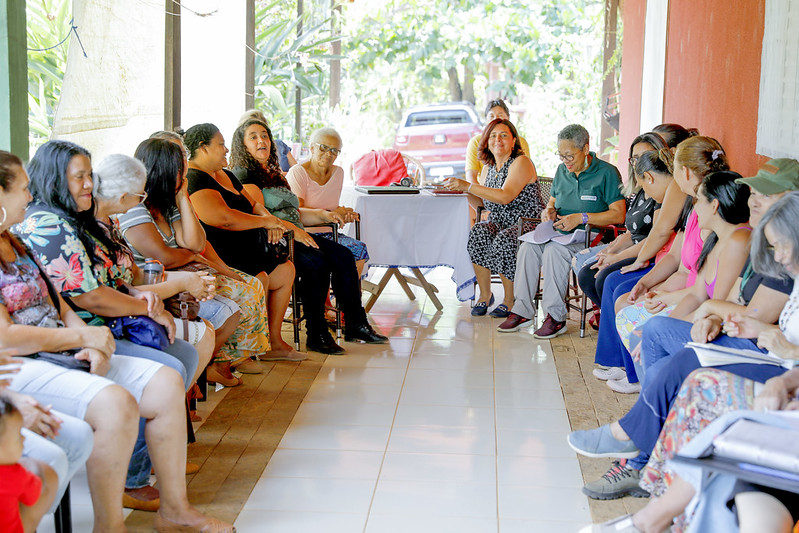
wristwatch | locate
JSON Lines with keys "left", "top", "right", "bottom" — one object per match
{"left": 581, "top": 212, "right": 589, "bottom": 224}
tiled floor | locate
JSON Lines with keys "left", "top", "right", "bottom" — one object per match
{"left": 38, "top": 267, "right": 645, "bottom": 532}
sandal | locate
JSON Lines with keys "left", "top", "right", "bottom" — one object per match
{"left": 589, "top": 311, "right": 600, "bottom": 330}
{"left": 471, "top": 294, "right": 495, "bottom": 316}
{"left": 489, "top": 303, "right": 510, "bottom": 318}
{"left": 206, "top": 364, "right": 241, "bottom": 387}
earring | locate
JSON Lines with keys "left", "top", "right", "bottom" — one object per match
{"left": 0, "top": 207, "right": 6, "bottom": 226}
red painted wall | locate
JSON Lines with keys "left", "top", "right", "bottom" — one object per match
{"left": 662, "top": 0, "right": 767, "bottom": 175}
{"left": 618, "top": 0, "right": 647, "bottom": 183}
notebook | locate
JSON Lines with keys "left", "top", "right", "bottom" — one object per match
{"left": 355, "top": 186, "right": 420, "bottom": 195}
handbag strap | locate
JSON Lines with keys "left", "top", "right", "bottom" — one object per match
{"left": 27, "top": 247, "right": 62, "bottom": 316}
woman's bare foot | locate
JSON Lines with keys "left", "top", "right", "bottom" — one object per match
{"left": 258, "top": 348, "right": 307, "bottom": 362}
{"left": 154, "top": 507, "right": 235, "bottom": 532}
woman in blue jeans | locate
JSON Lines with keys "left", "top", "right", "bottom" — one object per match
{"left": 19, "top": 140, "right": 203, "bottom": 511}
{"left": 576, "top": 135, "right": 671, "bottom": 318}
{"left": 569, "top": 188, "right": 799, "bottom": 500}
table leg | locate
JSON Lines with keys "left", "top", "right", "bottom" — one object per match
{"left": 392, "top": 268, "right": 417, "bottom": 301}
{"left": 364, "top": 268, "right": 395, "bottom": 313}
{"left": 410, "top": 267, "right": 443, "bottom": 311}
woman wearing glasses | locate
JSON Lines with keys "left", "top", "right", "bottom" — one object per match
{"left": 497, "top": 124, "right": 627, "bottom": 337}
{"left": 230, "top": 119, "right": 387, "bottom": 355}
{"left": 285, "top": 127, "right": 369, "bottom": 277}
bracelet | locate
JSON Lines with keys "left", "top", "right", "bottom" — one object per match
{"left": 581, "top": 212, "right": 589, "bottom": 224}
{"left": 468, "top": 183, "right": 473, "bottom": 193}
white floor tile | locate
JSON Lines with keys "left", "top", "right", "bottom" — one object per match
{"left": 365, "top": 514, "right": 498, "bottom": 533}
{"left": 235, "top": 509, "right": 367, "bottom": 532}
{"left": 408, "top": 352, "right": 494, "bottom": 371}
{"left": 322, "top": 352, "right": 411, "bottom": 369}
{"left": 388, "top": 426, "right": 496, "bottom": 455}
{"left": 496, "top": 429, "right": 578, "bottom": 458}
{"left": 370, "top": 479, "right": 497, "bottom": 518}
{"left": 495, "top": 385, "right": 566, "bottom": 409}
{"left": 495, "top": 407, "right": 571, "bottom": 432}
{"left": 414, "top": 338, "right": 493, "bottom": 355}
{"left": 398, "top": 382, "right": 495, "bottom": 407}
{"left": 315, "top": 367, "right": 408, "bottom": 385}
{"left": 496, "top": 456, "right": 584, "bottom": 487}
{"left": 494, "top": 370, "right": 565, "bottom": 391}
{"left": 304, "top": 382, "right": 403, "bottom": 404}
{"left": 500, "top": 519, "right": 587, "bottom": 533}
{"left": 263, "top": 449, "right": 385, "bottom": 479}
{"left": 380, "top": 452, "right": 496, "bottom": 483}
{"left": 403, "top": 368, "right": 494, "bottom": 389}
{"left": 292, "top": 401, "right": 397, "bottom": 426}
{"left": 278, "top": 424, "right": 391, "bottom": 451}
{"left": 393, "top": 404, "right": 495, "bottom": 429}
{"left": 498, "top": 485, "right": 591, "bottom": 521}
{"left": 243, "top": 477, "right": 376, "bottom": 513}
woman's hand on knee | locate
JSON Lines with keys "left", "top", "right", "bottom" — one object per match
{"left": 76, "top": 348, "right": 111, "bottom": 377}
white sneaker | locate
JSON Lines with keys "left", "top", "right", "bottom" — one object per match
{"left": 607, "top": 376, "right": 641, "bottom": 394}
{"left": 592, "top": 366, "right": 627, "bottom": 381}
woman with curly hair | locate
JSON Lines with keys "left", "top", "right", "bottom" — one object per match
{"left": 229, "top": 118, "right": 387, "bottom": 355}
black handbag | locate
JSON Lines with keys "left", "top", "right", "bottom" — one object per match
{"left": 107, "top": 315, "right": 170, "bottom": 351}
{"left": 34, "top": 349, "right": 91, "bottom": 372}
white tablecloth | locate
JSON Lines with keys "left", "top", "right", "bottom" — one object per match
{"left": 340, "top": 188, "right": 476, "bottom": 301}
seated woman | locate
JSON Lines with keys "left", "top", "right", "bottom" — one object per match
{"left": 182, "top": 123, "right": 302, "bottom": 359}
{"left": 239, "top": 109, "right": 297, "bottom": 173}
{"left": 0, "top": 150, "right": 233, "bottom": 532}
{"left": 464, "top": 98, "right": 534, "bottom": 185}
{"left": 17, "top": 140, "right": 207, "bottom": 510}
{"left": 569, "top": 189, "right": 798, "bottom": 502}
{"left": 444, "top": 118, "right": 541, "bottom": 318}
{"left": 575, "top": 134, "right": 671, "bottom": 328}
{"left": 593, "top": 136, "right": 729, "bottom": 393}
{"left": 228, "top": 119, "right": 387, "bottom": 355}
{"left": 493, "top": 123, "right": 626, "bottom": 336}
{"left": 285, "top": 127, "right": 369, "bottom": 276}
{"left": 120, "top": 137, "right": 303, "bottom": 384}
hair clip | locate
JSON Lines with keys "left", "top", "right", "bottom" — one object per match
{"left": 711, "top": 149, "right": 724, "bottom": 161}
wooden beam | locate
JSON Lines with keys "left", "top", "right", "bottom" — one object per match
{"left": 329, "top": 0, "right": 341, "bottom": 109}
{"left": 294, "top": 0, "right": 303, "bottom": 141}
{"left": 0, "top": 0, "right": 28, "bottom": 159}
{"left": 245, "top": 0, "right": 254, "bottom": 110}
{"left": 164, "top": 0, "right": 181, "bottom": 130}
{"left": 599, "top": 0, "right": 619, "bottom": 162}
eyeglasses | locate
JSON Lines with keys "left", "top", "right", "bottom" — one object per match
{"left": 628, "top": 156, "right": 640, "bottom": 166}
{"left": 314, "top": 143, "right": 341, "bottom": 156}
{"left": 555, "top": 152, "right": 578, "bottom": 163}
{"left": 131, "top": 191, "right": 148, "bottom": 204}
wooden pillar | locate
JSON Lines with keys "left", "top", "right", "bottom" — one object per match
{"left": 294, "top": 0, "right": 303, "bottom": 141}
{"left": 599, "top": 0, "right": 619, "bottom": 163}
{"left": 329, "top": 0, "right": 341, "bottom": 109}
{"left": 0, "top": 0, "right": 28, "bottom": 158}
{"left": 245, "top": 0, "right": 255, "bottom": 110}
{"left": 164, "top": 0, "right": 181, "bottom": 130}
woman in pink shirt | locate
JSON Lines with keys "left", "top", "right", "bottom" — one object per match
{"left": 286, "top": 127, "right": 369, "bottom": 276}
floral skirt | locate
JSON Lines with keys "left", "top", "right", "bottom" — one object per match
{"left": 641, "top": 368, "right": 753, "bottom": 498}
{"left": 213, "top": 269, "right": 270, "bottom": 362}
{"left": 615, "top": 301, "right": 675, "bottom": 351}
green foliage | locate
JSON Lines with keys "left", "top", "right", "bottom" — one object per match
{"left": 26, "top": 0, "right": 71, "bottom": 152}
{"left": 343, "top": 0, "right": 607, "bottom": 173}
{"left": 253, "top": 0, "right": 342, "bottom": 141}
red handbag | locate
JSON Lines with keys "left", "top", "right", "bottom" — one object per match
{"left": 352, "top": 149, "right": 408, "bottom": 186}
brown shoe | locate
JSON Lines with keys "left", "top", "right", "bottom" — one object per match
{"left": 123, "top": 485, "right": 160, "bottom": 512}
{"left": 206, "top": 363, "right": 242, "bottom": 387}
{"left": 532, "top": 314, "right": 567, "bottom": 339}
{"left": 185, "top": 462, "right": 201, "bottom": 475}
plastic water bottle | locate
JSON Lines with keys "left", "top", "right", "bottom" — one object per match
{"left": 142, "top": 258, "right": 164, "bottom": 284}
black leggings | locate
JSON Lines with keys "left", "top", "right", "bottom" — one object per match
{"left": 293, "top": 234, "right": 367, "bottom": 335}
{"left": 577, "top": 256, "right": 637, "bottom": 307}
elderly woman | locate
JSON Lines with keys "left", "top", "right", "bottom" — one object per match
{"left": 0, "top": 150, "right": 233, "bottom": 532}
{"left": 445, "top": 118, "right": 542, "bottom": 318}
{"left": 495, "top": 124, "right": 626, "bottom": 336}
{"left": 286, "top": 127, "right": 369, "bottom": 276}
{"left": 230, "top": 118, "right": 387, "bottom": 355}
{"left": 183, "top": 123, "right": 302, "bottom": 360}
